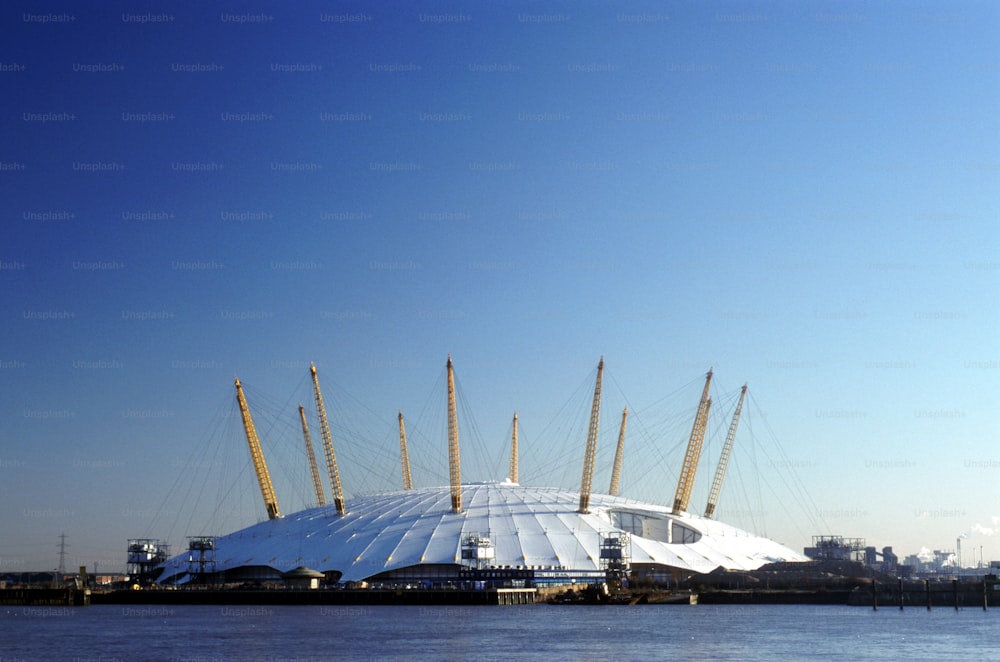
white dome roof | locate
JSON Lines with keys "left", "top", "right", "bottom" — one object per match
{"left": 159, "top": 482, "right": 806, "bottom": 583}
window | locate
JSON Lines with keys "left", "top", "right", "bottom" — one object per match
{"left": 609, "top": 510, "right": 701, "bottom": 544}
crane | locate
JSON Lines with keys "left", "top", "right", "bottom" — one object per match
{"left": 672, "top": 369, "right": 713, "bottom": 514}
{"left": 446, "top": 355, "right": 462, "bottom": 513}
{"left": 310, "top": 362, "right": 346, "bottom": 515}
{"left": 578, "top": 357, "right": 604, "bottom": 514}
{"left": 704, "top": 384, "right": 747, "bottom": 519}
{"left": 608, "top": 408, "right": 628, "bottom": 497}
{"left": 234, "top": 377, "right": 281, "bottom": 519}
{"left": 509, "top": 412, "right": 519, "bottom": 484}
{"left": 398, "top": 411, "right": 413, "bottom": 490}
{"left": 298, "top": 404, "right": 327, "bottom": 507}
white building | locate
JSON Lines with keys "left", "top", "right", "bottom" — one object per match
{"left": 155, "top": 481, "right": 807, "bottom": 586}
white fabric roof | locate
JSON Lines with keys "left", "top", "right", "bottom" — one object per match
{"left": 159, "top": 482, "right": 807, "bottom": 582}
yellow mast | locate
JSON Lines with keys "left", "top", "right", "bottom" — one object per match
{"left": 704, "top": 384, "right": 747, "bottom": 519}
{"left": 672, "top": 369, "right": 713, "bottom": 514}
{"left": 234, "top": 377, "right": 281, "bottom": 520}
{"left": 298, "top": 404, "right": 327, "bottom": 507}
{"left": 398, "top": 411, "right": 413, "bottom": 490}
{"left": 310, "top": 362, "right": 346, "bottom": 515}
{"left": 578, "top": 357, "right": 604, "bottom": 514}
{"left": 446, "top": 355, "right": 462, "bottom": 513}
{"left": 608, "top": 407, "right": 628, "bottom": 497}
{"left": 509, "top": 412, "right": 519, "bottom": 484}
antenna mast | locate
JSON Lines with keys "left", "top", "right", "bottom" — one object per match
{"left": 398, "top": 411, "right": 413, "bottom": 490}
{"left": 235, "top": 377, "right": 281, "bottom": 519}
{"left": 672, "top": 369, "right": 713, "bottom": 514}
{"left": 578, "top": 357, "right": 604, "bottom": 513}
{"left": 298, "top": 404, "right": 327, "bottom": 507}
{"left": 509, "top": 412, "right": 519, "bottom": 484}
{"left": 311, "top": 363, "right": 346, "bottom": 515}
{"left": 704, "top": 384, "right": 747, "bottom": 518}
{"left": 609, "top": 408, "right": 628, "bottom": 497}
{"left": 57, "top": 533, "right": 68, "bottom": 575}
{"left": 447, "top": 355, "right": 462, "bottom": 513}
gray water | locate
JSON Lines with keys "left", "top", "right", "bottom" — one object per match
{"left": 1, "top": 603, "right": 997, "bottom": 661}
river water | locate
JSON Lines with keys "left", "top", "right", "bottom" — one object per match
{"left": 2, "top": 603, "right": 997, "bottom": 661}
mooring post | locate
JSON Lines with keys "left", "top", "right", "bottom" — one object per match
{"left": 984, "top": 575, "right": 989, "bottom": 611}
{"left": 925, "top": 579, "right": 931, "bottom": 611}
{"left": 898, "top": 577, "right": 904, "bottom": 610}
{"left": 872, "top": 579, "right": 877, "bottom": 611}
{"left": 953, "top": 578, "right": 959, "bottom": 611}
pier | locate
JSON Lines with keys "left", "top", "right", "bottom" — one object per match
{"left": 0, "top": 587, "right": 90, "bottom": 607}
{"left": 851, "top": 576, "right": 998, "bottom": 609}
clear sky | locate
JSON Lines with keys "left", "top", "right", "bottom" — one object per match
{"left": 2, "top": 0, "right": 998, "bottom": 574}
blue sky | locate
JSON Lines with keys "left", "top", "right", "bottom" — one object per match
{"left": 2, "top": 0, "right": 998, "bottom": 573}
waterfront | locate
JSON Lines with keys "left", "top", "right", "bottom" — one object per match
{"left": 2, "top": 604, "right": 999, "bottom": 661}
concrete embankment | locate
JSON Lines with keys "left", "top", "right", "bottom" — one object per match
{"left": 91, "top": 587, "right": 537, "bottom": 606}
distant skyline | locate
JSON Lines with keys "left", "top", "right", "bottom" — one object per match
{"left": 2, "top": 0, "right": 998, "bottom": 574}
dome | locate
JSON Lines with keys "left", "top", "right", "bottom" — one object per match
{"left": 156, "top": 482, "right": 806, "bottom": 584}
